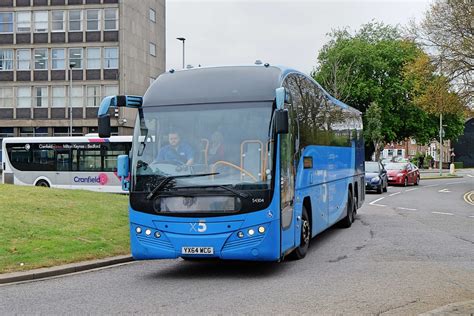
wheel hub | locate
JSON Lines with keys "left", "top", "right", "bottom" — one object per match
{"left": 302, "top": 220, "right": 310, "bottom": 244}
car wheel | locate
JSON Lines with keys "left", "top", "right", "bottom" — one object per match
{"left": 289, "top": 206, "right": 311, "bottom": 260}
{"left": 35, "top": 180, "right": 50, "bottom": 188}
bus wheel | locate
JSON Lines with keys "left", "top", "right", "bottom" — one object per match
{"left": 35, "top": 180, "right": 50, "bottom": 188}
{"left": 339, "top": 190, "right": 354, "bottom": 228}
{"left": 289, "top": 206, "right": 311, "bottom": 260}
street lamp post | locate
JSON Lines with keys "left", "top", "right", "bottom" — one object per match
{"left": 69, "top": 62, "right": 76, "bottom": 136}
{"left": 176, "top": 37, "right": 186, "bottom": 69}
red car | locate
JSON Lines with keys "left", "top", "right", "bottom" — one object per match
{"left": 385, "top": 162, "right": 420, "bottom": 186}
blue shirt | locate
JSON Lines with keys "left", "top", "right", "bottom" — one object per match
{"left": 157, "top": 143, "right": 194, "bottom": 164}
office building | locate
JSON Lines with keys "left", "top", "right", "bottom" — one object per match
{"left": 0, "top": 0, "right": 165, "bottom": 141}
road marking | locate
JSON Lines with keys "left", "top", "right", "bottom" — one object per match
{"left": 463, "top": 191, "right": 474, "bottom": 206}
{"left": 397, "top": 207, "right": 417, "bottom": 211}
{"left": 467, "top": 174, "right": 474, "bottom": 178}
{"left": 438, "top": 188, "right": 451, "bottom": 193}
{"left": 469, "top": 216, "right": 474, "bottom": 218}
{"left": 446, "top": 181, "right": 466, "bottom": 185}
{"left": 369, "top": 197, "right": 386, "bottom": 207}
{"left": 425, "top": 184, "right": 440, "bottom": 188}
{"left": 405, "top": 188, "right": 418, "bottom": 192}
{"left": 432, "top": 211, "right": 454, "bottom": 216}
{"left": 389, "top": 192, "right": 401, "bottom": 196}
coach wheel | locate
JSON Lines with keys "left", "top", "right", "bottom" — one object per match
{"left": 339, "top": 190, "right": 354, "bottom": 228}
{"left": 289, "top": 206, "right": 311, "bottom": 260}
{"left": 36, "top": 180, "right": 50, "bottom": 188}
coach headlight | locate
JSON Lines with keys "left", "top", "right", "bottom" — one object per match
{"left": 135, "top": 227, "right": 142, "bottom": 234}
{"left": 258, "top": 226, "right": 265, "bottom": 234}
{"left": 145, "top": 229, "right": 151, "bottom": 236}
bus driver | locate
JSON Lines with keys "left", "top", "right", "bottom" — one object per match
{"left": 156, "top": 131, "right": 195, "bottom": 166}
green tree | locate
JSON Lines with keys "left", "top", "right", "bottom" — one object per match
{"left": 313, "top": 22, "right": 425, "bottom": 157}
{"left": 403, "top": 52, "right": 466, "bottom": 142}
{"left": 313, "top": 22, "right": 467, "bottom": 159}
{"left": 364, "top": 102, "right": 383, "bottom": 161}
{"left": 408, "top": 0, "right": 473, "bottom": 106}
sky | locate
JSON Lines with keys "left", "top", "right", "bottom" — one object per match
{"left": 165, "top": 0, "right": 432, "bottom": 74}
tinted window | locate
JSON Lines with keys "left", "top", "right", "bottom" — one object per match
{"left": 7, "top": 142, "right": 131, "bottom": 172}
{"left": 283, "top": 74, "right": 362, "bottom": 148}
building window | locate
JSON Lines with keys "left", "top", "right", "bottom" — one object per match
{"left": 52, "top": 86, "right": 65, "bottom": 107}
{"left": 87, "top": 86, "right": 100, "bottom": 107}
{"left": 69, "top": 10, "right": 82, "bottom": 32}
{"left": 104, "top": 47, "right": 118, "bottom": 69}
{"left": 0, "top": 12, "right": 13, "bottom": 33}
{"left": 104, "top": 8, "right": 118, "bottom": 31}
{"left": 34, "top": 11, "right": 48, "bottom": 33}
{"left": 17, "top": 87, "right": 32, "bottom": 108}
{"left": 20, "top": 127, "right": 34, "bottom": 137}
{"left": 149, "top": 8, "right": 156, "bottom": 23}
{"left": 34, "top": 48, "right": 48, "bottom": 70}
{"left": 149, "top": 42, "right": 156, "bottom": 57}
{"left": 0, "top": 49, "right": 14, "bottom": 71}
{"left": 86, "top": 47, "right": 101, "bottom": 69}
{"left": 16, "top": 12, "right": 31, "bottom": 33}
{"left": 35, "top": 86, "right": 48, "bottom": 107}
{"left": 0, "top": 87, "right": 13, "bottom": 108}
{"left": 397, "top": 149, "right": 403, "bottom": 156}
{"left": 17, "top": 49, "right": 31, "bottom": 70}
{"left": 52, "top": 48, "right": 65, "bottom": 70}
{"left": 71, "top": 86, "right": 83, "bottom": 107}
{"left": 69, "top": 48, "right": 83, "bottom": 69}
{"left": 86, "top": 10, "right": 100, "bottom": 31}
{"left": 103, "top": 85, "right": 118, "bottom": 98}
{"left": 51, "top": 11, "right": 65, "bottom": 32}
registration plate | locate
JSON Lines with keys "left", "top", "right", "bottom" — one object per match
{"left": 182, "top": 247, "right": 214, "bottom": 255}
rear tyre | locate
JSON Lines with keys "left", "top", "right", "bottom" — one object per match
{"left": 415, "top": 176, "right": 420, "bottom": 186}
{"left": 35, "top": 180, "right": 50, "bottom": 188}
{"left": 289, "top": 206, "right": 311, "bottom": 260}
{"left": 339, "top": 190, "right": 354, "bottom": 228}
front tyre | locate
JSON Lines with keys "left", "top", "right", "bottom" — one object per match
{"left": 289, "top": 206, "right": 311, "bottom": 260}
{"left": 35, "top": 180, "right": 50, "bottom": 188}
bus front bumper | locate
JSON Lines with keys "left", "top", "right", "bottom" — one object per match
{"left": 129, "top": 210, "right": 281, "bottom": 261}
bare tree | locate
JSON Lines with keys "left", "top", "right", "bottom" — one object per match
{"left": 407, "top": 0, "right": 473, "bottom": 106}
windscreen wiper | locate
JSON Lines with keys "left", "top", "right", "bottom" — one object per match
{"left": 173, "top": 184, "right": 251, "bottom": 199}
{"left": 145, "top": 172, "right": 219, "bottom": 200}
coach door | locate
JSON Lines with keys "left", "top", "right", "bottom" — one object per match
{"left": 280, "top": 129, "right": 296, "bottom": 254}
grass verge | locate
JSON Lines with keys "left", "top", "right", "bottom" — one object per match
{"left": 0, "top": 184, "right": 129, "bottom": 274}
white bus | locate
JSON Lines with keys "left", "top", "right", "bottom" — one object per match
{"left": 2, "top": 135, "right": 132, "bottom": 193}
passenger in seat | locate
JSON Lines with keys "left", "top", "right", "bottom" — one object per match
{"left": 208, "top": 131, "right": 225, "bottom": 164}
